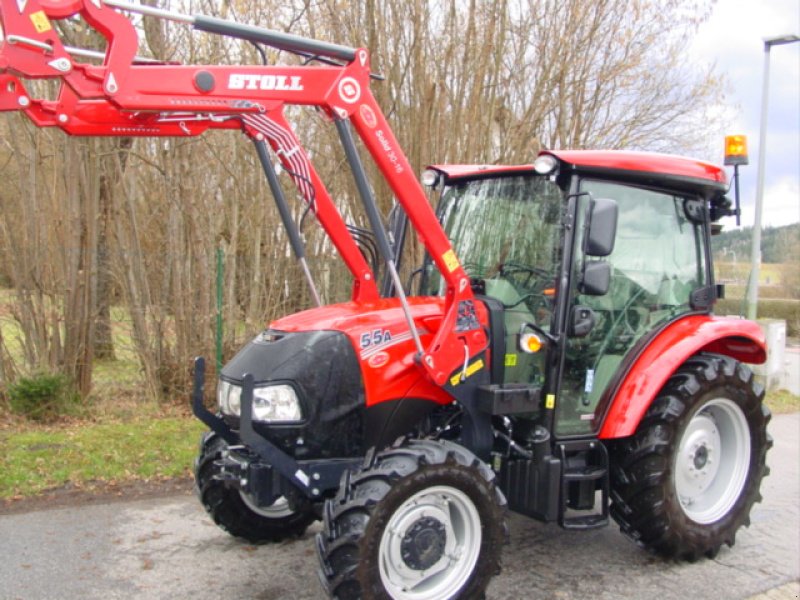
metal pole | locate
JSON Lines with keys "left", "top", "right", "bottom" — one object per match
{"left": 745, "top": 44, "right": 771, "bottom": 320}
{"left": 252, "top": 139, "right": 322, "bottom": 307}
{"left": 216, "top": 247, "right": 224, "bottom": 373}
{"left": 746, "top": 34, "right": 800, "bottom": 320}
{"left": 104, "top": 0, "right": 196, "bottom": 24}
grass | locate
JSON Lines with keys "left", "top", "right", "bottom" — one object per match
{"left": 0, "top": 389, "right": 797, "bottom": 501}
{"left": 715, "top": 262, "right": 788, "bottom": 287}
{"left": 0, "top": 414, "right": 205, "bottom": 499}
{"left": 0, "top": 290, "right": 209, "bottom": 500}
{"left": 765, "top": 389, "right": 800, "bottom": 415}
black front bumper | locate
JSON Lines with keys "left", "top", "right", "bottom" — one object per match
{"left": 191, "top": 357, "right": 360, "bottom": 502}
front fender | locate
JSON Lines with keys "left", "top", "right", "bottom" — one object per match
{"left": 598, "top": 315, "right": 766, "bottom": 439}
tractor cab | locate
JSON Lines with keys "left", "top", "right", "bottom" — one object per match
{"left": 419, "top": 152, "right": 728, "bottom": 440}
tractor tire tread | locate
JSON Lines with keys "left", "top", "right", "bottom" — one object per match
{"left": 317, "top": 439, "right": 506, "bottom": 599}
{"left": 194, "top": 432, "right": 317, "bottom": 544}
{"left": 608, "top": 353, "right": 770, "bottom": 560}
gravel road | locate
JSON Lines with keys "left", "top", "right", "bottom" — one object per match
{"left": 1, "top": 414, "right": 798, "bottom": 600}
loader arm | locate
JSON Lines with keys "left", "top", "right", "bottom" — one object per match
{"left": 0, "top": 0, "right": 486, "bottom": 386}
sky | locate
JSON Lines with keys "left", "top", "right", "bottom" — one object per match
{"left": 690, "top": 0, "right": 800, "bottom": 229}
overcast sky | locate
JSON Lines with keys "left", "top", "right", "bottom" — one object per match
{"left": 690, "top": 0, "right": 800, "bottom": 229}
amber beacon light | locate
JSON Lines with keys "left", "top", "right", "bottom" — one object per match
{"left": 724, "top": 134, "right": 749, "bottom": 166}
{"left": 723, "top": 134, "right": 748, "bottom": 226}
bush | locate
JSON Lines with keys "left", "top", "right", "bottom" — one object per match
{"left": 6, "top": 372, "right": 81, "bottom": 422}
{"left": 716, "top": 298, "right": 800, "bottom": 337}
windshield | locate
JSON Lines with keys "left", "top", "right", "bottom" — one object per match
{"left": 420, "top": 175, "right": 565, "bottom": 309}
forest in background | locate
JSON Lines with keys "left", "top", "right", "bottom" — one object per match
{"left": 712, "top": 223, "right": 800, "bottom": 266}
{"left": 0, "top": 0, "right": 736, "bottom": 405}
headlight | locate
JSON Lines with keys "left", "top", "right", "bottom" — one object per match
{"left": 217, "top": 380, "right": 302, "bottom": 422}
{"left": 420, "top": 168, "right": 440, "bottom": 188}
{"left": 533, "top": 154, "right": 558, "bottom": 175}
{"left": 252, "top": 385, "right": 302, "bottom": 422}
{"left": 217, "top": 380, "right": 241, "bottom": 415}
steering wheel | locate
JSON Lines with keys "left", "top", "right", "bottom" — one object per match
{"left": 499, "top": 261, "right": 550, "bottom": 281}
{"left": 499, "top": 262, "right": 550, "bottom": 293}
{"left": 495, "top": 262, "right": 555, "bottom": 327}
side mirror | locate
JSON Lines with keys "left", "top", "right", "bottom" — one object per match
{"left": 585, "top": 198, "right": 618, "bottom": 257}
{"left": 579, "top": 261, "right": 611, "bottom": 296}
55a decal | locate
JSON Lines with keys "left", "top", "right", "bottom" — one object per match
{"left": 360, "top": 328, "right": 392, "bottom": 350}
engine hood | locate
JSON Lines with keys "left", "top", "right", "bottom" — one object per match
{"left": 270, "top": 297, "right": 447, "bottom": 338}
{"left": 270, "top": 297, "right": 462, "bottom": 407}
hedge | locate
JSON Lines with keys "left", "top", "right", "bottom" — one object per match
{"left": 715, "top": 298, "right": 800, "bottom": 337}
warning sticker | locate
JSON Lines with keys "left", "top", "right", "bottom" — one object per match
{"left": 442, "top": 249, "right": 460, "bottom": 273}
{"left": 449, "top": 358, "right": 484, "bottom": 387}
{"left": 30, "top": 10, "right": 52, "bottom": 33}
{"left": 545, "top": 394, "right": 556, "bottom": 409}
{"left": 504, "top": 354, "right": 517, "bottom": 367}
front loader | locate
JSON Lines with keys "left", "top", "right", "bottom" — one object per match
{"left": 0, "top": 3, "right": 771, "bottom": 599}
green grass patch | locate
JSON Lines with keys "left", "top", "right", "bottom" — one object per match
{"left": 1, "top": 389, "right": 797, "bottom": 501}
{"left": 723, "top": 284, "right": 792, "bottom": 300}
{"left": 766, "top": 389, "right": 800, "bottom": 415}
{"left": 0, "top": 416, "right": 205, "bottom": 499}
{"left": 715, "top": 262, "right": 787, "bottom": 286}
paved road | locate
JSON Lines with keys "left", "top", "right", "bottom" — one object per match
{"left": 1, "top": 414, "right": 798, "bottom": 600}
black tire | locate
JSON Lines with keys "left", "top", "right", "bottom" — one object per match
{"left": 317, "top": 439, "right": 507, "bottom": 600}
{"left": 194, "top": 433, "right": 317, "bottom": 543}
{"left": 608, "top": 353, "right": 772, "bottom": 560}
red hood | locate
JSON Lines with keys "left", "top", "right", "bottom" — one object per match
{"left": 270, "top": 297, "right": 446, "bottom": 337}
{"left": 269, "top": 296, "right": 484, "bottom": 408}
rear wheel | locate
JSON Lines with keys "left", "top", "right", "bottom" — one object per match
{"left": 317, "top": 439, "right": 506, "bottom": 599}
{"left": 195, "top": 434, "right": 317, "bottom": 543}
{"left": 609, "top": 354, "right": 771, "bottom": 560}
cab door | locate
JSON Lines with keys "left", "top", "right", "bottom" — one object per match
{"left": 556, "top": 180, "right": 711, "bottom": 437}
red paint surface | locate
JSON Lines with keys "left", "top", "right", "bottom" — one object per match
{"left": 546, "top": 149, "right": 728, "bottom": 186}
{"left": 427, "top": 164, "right": 535, "bottom": 183}
{"left": 272, "top": 297, "right": 486, "bottom": 407}
{"left": 430, "top": 150, "right": 728, "bottom": 187}
{"left": 598, "top": 315, "right": 766, "bottom": 439}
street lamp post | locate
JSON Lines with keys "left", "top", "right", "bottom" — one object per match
{"left": 746, "top": 34, "right": 800, "bottom": 320}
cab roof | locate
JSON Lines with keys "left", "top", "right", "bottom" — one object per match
{"left": 426, "top": 163, "right": 535, "bottom": 182}
{"left": 428, "top": 150, "right": 729, "bottom": 195}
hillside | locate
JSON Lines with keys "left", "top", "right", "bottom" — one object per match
{"left": 712, "top": 223, "right": 799, "bottom": 264}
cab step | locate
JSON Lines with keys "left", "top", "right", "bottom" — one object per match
{"left": 557, "top": 440, "right": 609, "bottom": 530}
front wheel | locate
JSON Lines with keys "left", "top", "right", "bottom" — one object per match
{"left": 195, "top": 434, "right": 318, "bottom": 543}
{"left": 609, "top": 354, "right": 772, "bottom": 560}
{"left": 317, "top": 439, "right": 507, "bottom": 599}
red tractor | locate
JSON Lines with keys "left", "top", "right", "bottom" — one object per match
{"left": 0, "top": 3, "right": 770, "bottom": 599}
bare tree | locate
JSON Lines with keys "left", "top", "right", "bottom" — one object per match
{"left": 0, "top": 0, "right": 725, "bottom": 403}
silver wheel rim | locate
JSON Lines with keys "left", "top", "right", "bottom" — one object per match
{"left": 378, "top": 485, "right": 482, "bottom": 600}
{"left": 675, "top": 397, "right": 751, "bottom": 524}
{"left": 239, "top": 493, "right": 294, "bottom": 519}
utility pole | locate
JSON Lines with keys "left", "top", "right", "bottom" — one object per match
{"left": 746, "top": 34, "right": 800, "bottom": 320}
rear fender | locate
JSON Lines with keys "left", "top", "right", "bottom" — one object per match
{"left": 598, "top": 315, "right": 766, "bottom": 439}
